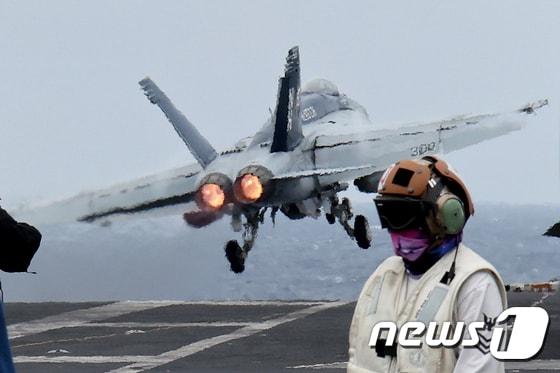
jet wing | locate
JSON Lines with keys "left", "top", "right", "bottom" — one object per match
{"left": 268, "top": 100, "right": 548, "bottom": 186}
{"left": 307, "top": 100, "right": 548, "bottom": 184}
{"left": 11, "top": 164, "right": 202, "bottom": 226}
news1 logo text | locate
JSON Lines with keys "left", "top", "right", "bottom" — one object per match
{"left": 369, "top": 307, "right": 549, "bottom": 359}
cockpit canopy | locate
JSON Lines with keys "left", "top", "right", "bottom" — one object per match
{"left": 301, "top": 78, "right": 340, "bottom": 96}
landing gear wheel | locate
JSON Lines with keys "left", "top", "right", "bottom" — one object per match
{"left": 354, "top": 215, "right": 371, "bottom": 249}
{"left": 326, "top": 213, "right": 336, "bottom": 224}
{"left": 225, "top": 240, "right": 246, "bottom": 273}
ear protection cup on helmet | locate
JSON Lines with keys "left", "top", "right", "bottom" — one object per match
{"left": 434, "top": 193, "right": 466, "bottom": 235}
{"left": 422, "top": 155, "right": 474, "bottom": 218}
{"left": 423, "top": 185, "right": 466, "bottom": 237}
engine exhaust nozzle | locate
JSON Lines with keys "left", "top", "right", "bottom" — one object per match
{"left": 233, "top": 166, "right": 274, "bottom": 204}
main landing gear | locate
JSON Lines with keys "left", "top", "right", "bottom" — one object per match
{"left": 326, "top": 197, "right": 372, "bottom": 249}
{"left": 223, "top": 196, "right": 372, "bottom": 273}
{"left": 224, "top": 208, "right": 263, "bottom": 273}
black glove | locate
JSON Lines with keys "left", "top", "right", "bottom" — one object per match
{"left": 0, "top": 207, "right": 41, "bottom": 272}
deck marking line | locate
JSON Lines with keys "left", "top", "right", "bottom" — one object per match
{"left": 288, "top": 361, "right": 348, "bottom": 369}
{"left": 505, "top": 359, "right": 560, "bottom": 370}
{"left": 12, "top": 357, "right": 560, "bottom": 370}
{"left": 14, "top": 355, "right": 157, "bottom": 364}
{"left": 8, "top": 301, "right": 186, "bottom": 340}
{"left": 90, "top": 321, "right": 251, "bottom": 328}
{"left": 107, "top": 301, "right": 349, "bottom": 373}
{"left": 8, "top": 300, "right": 325, "bottom": 341}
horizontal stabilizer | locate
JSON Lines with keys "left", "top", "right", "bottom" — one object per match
{"left": 139, "top": 77, "right": 218, "bottom": 168}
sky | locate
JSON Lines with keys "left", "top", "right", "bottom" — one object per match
{"left": 0, "top": 0, "right": 559, "bottom": 209}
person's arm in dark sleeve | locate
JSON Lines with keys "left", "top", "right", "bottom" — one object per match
{"left": 0, "top": 206, "right": 41, "bottom": 272}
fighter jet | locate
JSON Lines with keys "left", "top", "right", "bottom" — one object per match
{"left": 15, "top": 46, "right": 548, "bottom": 272}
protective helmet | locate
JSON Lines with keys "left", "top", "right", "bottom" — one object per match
{"left": 374, "top": 156, "right": 473, "bottom": 238}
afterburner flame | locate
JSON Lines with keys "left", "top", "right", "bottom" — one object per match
{"left": 239, "top": 174, "right": 263, "bottom": 202}
{"left": 200, "top": 183, "right": 225, "bottom": 209}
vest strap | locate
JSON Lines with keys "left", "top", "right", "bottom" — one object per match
{"left": 415, "top": 283, "right": 449, "bottom": 324}
{"left": 366, "top": 274, "right": 385, "bottom": 315}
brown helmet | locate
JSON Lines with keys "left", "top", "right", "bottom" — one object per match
{"left": 374, "top": 156, "right": 473, "bottom": 237}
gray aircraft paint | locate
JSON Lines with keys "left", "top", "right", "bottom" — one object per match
{"left": 11, "top": 75, "right": 547, "bottom": 226}
{"left": 1, "top": 1, "right": 559, "bottom": 210}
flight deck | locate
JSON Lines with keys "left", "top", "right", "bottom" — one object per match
{"left": 4, "top": 291, "right": 559, "bottom": 372}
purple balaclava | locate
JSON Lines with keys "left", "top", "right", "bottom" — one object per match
{"left": 389, "top": 228, "right": 433, "bottom": 262}
{"left": 390, "top": 228, "right": 463, "bottom": 275}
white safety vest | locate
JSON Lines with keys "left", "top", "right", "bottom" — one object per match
{"left": 348, "top": 244, "right": 507, "bottom": 373}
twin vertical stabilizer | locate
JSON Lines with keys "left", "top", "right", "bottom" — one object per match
{"left": 270, "top": 46, "right": 304, "bottom": 153}
{"left": 140, "top": 46, "right": 304, "bottom": 165}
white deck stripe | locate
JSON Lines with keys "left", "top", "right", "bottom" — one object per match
{"left": 11, "top": 322, "right": 253, "bottom": 350}
{"left": 288, "top": 361, "right": 348, "bottom": 369}
{"left": 148, "top": 300, "right": 327, "bottom": 306}
{"left": 13, "top": 357, "right": 560, "bottom": 370}
{"left": 286, "top": 360, "right": 560, "bottom": 371}
{"left": 91, "top": 321, "right": 251, "bottom": 328}
{"left": 8, "top": 301, "right": 186, "bottom": 340}
{"left": 506, "top": 359, "right": 560, "bottom": 370}
{"left": 14, "top": 355, "right": 158, "bottom": 364}
{"left": 8, "top": 300, "right": 322, "bottom": 340}
{"left": 108, "top": 301, "right": 349, "bottom": 373}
